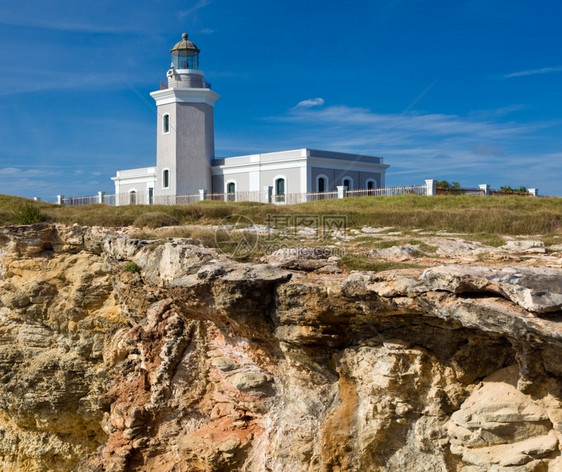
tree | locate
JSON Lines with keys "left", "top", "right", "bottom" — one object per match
{"left": 437, "top": 180, "right": 461, "bottom": 189}
{"left": 500, "top": 185, "right": 527, "bottom": 194}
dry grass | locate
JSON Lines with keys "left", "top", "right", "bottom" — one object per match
{"left": 1, "top": 193, "right": 561, "bottom": 236}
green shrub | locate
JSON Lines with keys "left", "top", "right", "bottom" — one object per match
{"left": 123, "top": 262, "right": 141, "bottom": 273}
{"left": 11, "top": 202, "right": 47, "bottom": 225}
{"left": 133, "top": 212, "right": 180, "bottom": 229}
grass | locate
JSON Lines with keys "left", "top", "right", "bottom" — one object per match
{"left": 0, "top": 193, "right": 560, "bottom": 236}
{"left": 123, "top": 262, "right": 141, "bottom": 273}
{"left": 338, "top": 254, "right": 422, "bottom": 272}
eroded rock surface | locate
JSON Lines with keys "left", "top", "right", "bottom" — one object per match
{"left": 0, "top": 223, "right": 560, "bottom": 471}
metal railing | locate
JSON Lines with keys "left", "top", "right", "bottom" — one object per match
{"left": 205, "top": 191, "right": 261, "bottom": 202}
{"left": 153, "top": 194, "right": 200, "bottom": 205}
{"left": 61, "top": 182, "right": 539, "bottom": 207}
{"left": 436, "top": 187, "right": 484, "bottom": 196}
{"left": 61, "top": 194, "right": 115, "bottom": 206}
{"left": 346, "top": 185, "right": 426, "bottom": 197}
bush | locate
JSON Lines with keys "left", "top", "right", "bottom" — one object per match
{"left": 11, "top": 202, "right": 48, "bottom": 225}
{"left": 123, "top": 262, "right": 141, "bottom": 273}
{"left": 133, "top": 212, "right": 179, "bottom": 229}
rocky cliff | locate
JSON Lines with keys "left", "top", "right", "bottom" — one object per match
{"left": 0, "top": 223, "right": 561, "bottom": 471}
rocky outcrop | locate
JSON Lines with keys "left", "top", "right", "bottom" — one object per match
{"left": 0, "top": 223, "right": 561, "bottom": 471}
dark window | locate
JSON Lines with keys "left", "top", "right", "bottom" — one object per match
{"left": 275, "top": 178, "right": 285, "bottom": 202}
{"left": 343, "top": 179, "right": 351, "bottom": 189}
{"left": 318, "top": 177, "right": 326, "bottom": 193}
{"left": 163, "top": 114, "right": 170, "bottom": 133}
{"left": 129, "top": 191, "right": 137, "bottom": 205}
{"left": 227, "top": 182, "right": 236, "bottom": 201}
{"left": 163, "top": 169, "right": 170, "bottom": 189}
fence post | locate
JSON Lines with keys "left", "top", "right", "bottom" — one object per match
{"left": 425, "top": 179, "right": 436, "bottom": 196}
{"left": 57, "top": 195, "right": 64, "bottom": 205}
{"left": 262, "top": 186, "right": 272, "bottom": 204}
{"left": 479, "top": 184, "right": 490, "bottom": 196}
{"left": 198, "top": 189, "right": 207, "bottom": 201}
{"left": 528, "top": 188, "right": 538, "bottom": 197}
{"left": 97, "top": 191, "right": 105, "bottom": 204}
{"left": 337, "top": 185, "right": 346, "bottom": 199}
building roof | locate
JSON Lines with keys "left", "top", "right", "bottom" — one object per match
{"left": 211, "top": 148, "right": 387, "bottom": 167}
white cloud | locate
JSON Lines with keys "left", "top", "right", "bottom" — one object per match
{"left": 0, "top": 70, "right": 132, "bottom": 96}
{"left": 248, "top": 101, "right": 561, "bottom": 194}
{"left": 295, "top": 97, "right": 325, "bottom": 108}
{"left": 179, "top": 0, "right": 213, "bottom": 19}
{"left": 503, "top": 66, "right": 562, "bottom": 79}
{"left": 0, "top": 167, "right": 20, "bottom": 175}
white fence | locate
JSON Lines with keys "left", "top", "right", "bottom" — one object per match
{"left": 57, "top": 181, "right": 537, "bottom": 207}
{"left": 58, "top": 184, "right": 431, "bottom": 207}
{"left": 346, "top": 185, "right": 426, "bottom": 197}
{"left": 61, "top": 193, "right": 115, "bottom": 206}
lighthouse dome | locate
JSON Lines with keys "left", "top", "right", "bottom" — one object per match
{"left": 170, "top": 33, "right": 200, "bottom": 70}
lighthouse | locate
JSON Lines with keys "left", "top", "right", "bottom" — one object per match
{"left": 112, "top": 32, "right": 388, "bottom": 206}
{"left": 150, "top": 33, "right": 219, "bottom": 202}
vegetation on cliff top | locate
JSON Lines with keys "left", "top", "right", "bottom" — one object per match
{"left": 0, "top": 193, "right": 561, "bottom": 235}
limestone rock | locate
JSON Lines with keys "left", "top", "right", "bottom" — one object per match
{"left": 0, "top": 224, "right": 560, "bottom": 471}
{"left": 502, "top": 240, "right": 546, "bottom": 254}
{"left": 420, "top": 265, "right": 562, "bottom": 314}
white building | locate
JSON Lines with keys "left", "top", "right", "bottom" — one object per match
{"left": 112, "top": 33, "right": 389, "bottom": 205}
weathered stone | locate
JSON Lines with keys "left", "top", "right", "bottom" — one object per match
{"left": 227, "top": 372, "right": 272, "bottom": 391}
{"left": 0, "top": 224, "right": 560, "bottom": 472}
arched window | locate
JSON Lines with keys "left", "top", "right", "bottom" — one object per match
{"left": 129, "top": 190, "right": 137, "bottom": 205}
{"left": 162, "top": 114, "right": 170, "bottom": 134}
{"left": 366, "top": 179, "right": 377, "bottom": 196}
{"left": 316, "top": 174, "right": 329, "bottom": 195}
{"left": 275, "top": 178, "right": 286, "bottom": 203}
{"left": 343, "top": 178, "right": 352, "bottom": 190}
{"left": 162, "top": 169, "right": 170, "bottom": 189}
{"left": 227, "top": 181, "right": 236, "bottom": 201}
{"left": 318, "top": 177, "right": 326, "bottom": 193}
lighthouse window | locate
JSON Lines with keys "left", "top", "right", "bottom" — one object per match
{"left": 162, "top": 114, "right": 170, "bottom": 134}
{"left": 162, "top": 169, "right": 170, "bottom": 189}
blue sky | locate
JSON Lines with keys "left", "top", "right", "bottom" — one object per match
{"left": 1, "top": 0, "right": 561, "bottom": 200}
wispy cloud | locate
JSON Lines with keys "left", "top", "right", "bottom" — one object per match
{"left": 273, "top": 103, "right": 547, "bottom": 140}
{"left": 295, "top": 97, "right": 325, "bottom": 108}
{"left": 179, "top": 0, "right": 213, "bottom": 19}
{"left": 229, "top": 102, "right": 560, "bottom": 192}
{"left": 0, "top": 13, "right": 139, "bottom": 34}
{"left": 0, "top": 70, "right": 132, "bottom": 96}
{"left": 503, "top": 65, "right": 562, "bottom": 79}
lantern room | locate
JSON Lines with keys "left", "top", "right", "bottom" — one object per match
{"left": 170, "top": 33, "right": 200, "bottom": 70}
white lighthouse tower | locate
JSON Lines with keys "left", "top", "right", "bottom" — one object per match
{"left": 150, "top": 33, "right": 219, "bottom": 202}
